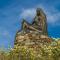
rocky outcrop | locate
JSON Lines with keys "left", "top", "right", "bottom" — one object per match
{"left": 15, "top": 31, "right": 52, "bottom": 46}
{"left": 14, "top": 8, "right": 52, "bottom": 46}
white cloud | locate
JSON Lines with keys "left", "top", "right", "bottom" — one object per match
{"left": 47, "top": 13, "right": 60, "bottom": 24}
{"left": 20, "top": 8, "right": 36, "bottom": 19}
{"left": 19, "top": 5, "right": 60, "bottom": 26}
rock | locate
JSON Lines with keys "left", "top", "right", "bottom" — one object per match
{"left": 14, "top": 8, "right": 52, "bottom": 46}
{"left": 15, "top": 32, "right": 52, "bottom": 46}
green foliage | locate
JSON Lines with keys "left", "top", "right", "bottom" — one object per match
{"left": 0, "top": 40, "right": 60, "bottom": 60}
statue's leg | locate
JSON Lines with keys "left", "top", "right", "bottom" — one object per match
{"left": 22, "top": 20, "right": 42, "bottom": 33}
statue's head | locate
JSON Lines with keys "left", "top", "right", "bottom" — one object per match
{"left": 36, "top": 8, "right": 42, "bottom": 16}
{"left": 36, "top": 8, "right": 46, "bottom": 19}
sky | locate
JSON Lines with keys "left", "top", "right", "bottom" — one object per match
{"left": 0, "top": 0, "right": 60, "bottom": 49}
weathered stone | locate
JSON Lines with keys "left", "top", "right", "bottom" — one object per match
{"left": 14, "top": 8, "right": 52, "bottom": 46}
{"left": 21, "top": 8, "right": 48, "bottom": 35}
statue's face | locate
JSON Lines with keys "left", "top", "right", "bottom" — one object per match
{"left": 36, "top": 9, "right": 41, "bottom": 16}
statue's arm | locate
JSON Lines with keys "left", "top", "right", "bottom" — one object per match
{"left": 32, "top": 17, "right": 37, "bottom": 25}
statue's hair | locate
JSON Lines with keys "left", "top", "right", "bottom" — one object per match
{"left": 36, "top": 8, "right": 48, "bottom": 35}
{"left": 36, "top": 8, "right": 46, "bottom": 21}
{"left": 39, "top": 8, "right": 46, "bottom": 20}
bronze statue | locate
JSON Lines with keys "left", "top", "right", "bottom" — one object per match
{"left": 21, "top": 8, "right": 48, "bottom": 35}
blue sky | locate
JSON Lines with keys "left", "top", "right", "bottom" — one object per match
{"left": 0, "top": 0, "right": 60, "bottom": 48}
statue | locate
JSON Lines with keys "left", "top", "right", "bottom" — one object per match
{"left": 21, "top": 8, "right": 48, "bottom": 35}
